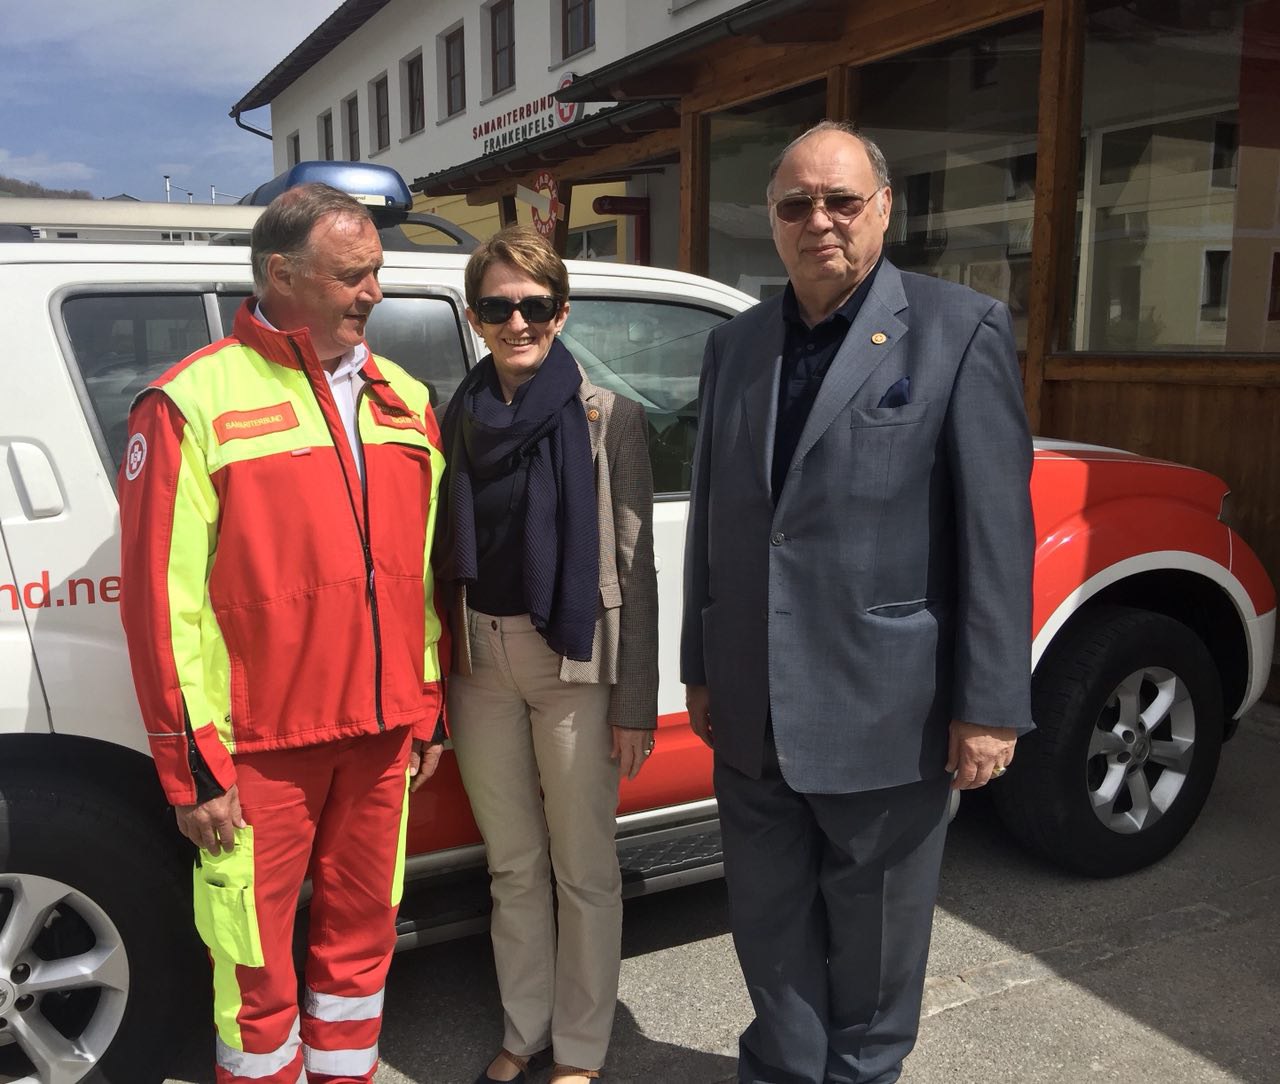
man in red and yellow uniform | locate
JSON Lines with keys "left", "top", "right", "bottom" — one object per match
{"left": 119, "top": 183, "right": 447, "bottom": 1083}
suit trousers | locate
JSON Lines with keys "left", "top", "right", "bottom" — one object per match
{"left": 448, "top": 610, "right": 621, "bottom": 1071}
{"left": 714, "top": 736, "right": 950, "bottom": 1084}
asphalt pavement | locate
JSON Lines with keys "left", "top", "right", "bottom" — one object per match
{"left": 165, "top": 701, "right": 1280, "bottom": 1084}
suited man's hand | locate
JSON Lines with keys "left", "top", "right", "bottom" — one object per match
{"left": 946, "top": 720, "right": 1016, "bottom": 790}
{"left": 686, "top": 684, "right": 713, "bottom": 748}
{"left": 409, "top": 738, "right": 445, "bottom": 792}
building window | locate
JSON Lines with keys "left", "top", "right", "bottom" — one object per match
{"left": 445, "top": 28, "right": 466, "bottom": 116}
{"left": 372, "top": 75, "right": 390, "bottom": 151}
{"left": 345, "top": 95, "right": 360, "bottom": 160}
{"left": 318, "top": 111, "right": 334, "bottom": 161}
{"left": 287, "top": 132, "right": 300, "bottom": 167}
{"left": 1069, "top": 0, "right": 1279, "bottom": 352}
{"left": 492, "top": 0, "right": 514, "bottom": 94}
{"left": 563, "top": 0, "right": 594, "bottom": 59}
{"left": 567, "top": 222, "right": 617, "bottom": 260}
{"left": 405, "top": 53, "right": 425, "bottom": 135}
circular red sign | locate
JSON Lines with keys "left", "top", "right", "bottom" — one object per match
{"left": 530, "top": 169, "right": 558, "bottom": 238}
{"left": 556, "top": 73, "right": 581, "bottom": 126}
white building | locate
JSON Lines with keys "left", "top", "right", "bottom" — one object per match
{"left": 233, "top": 0, "right": 755, "bottom": 266}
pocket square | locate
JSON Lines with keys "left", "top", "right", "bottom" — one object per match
{"left": 876, "top": 376, "right": 911, "bottom": 409}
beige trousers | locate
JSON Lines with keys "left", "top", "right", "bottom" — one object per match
{"left": 448, "top": 610, "right": 622, "bottom": 1071}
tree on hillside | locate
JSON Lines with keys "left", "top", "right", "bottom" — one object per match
{"left": 0, "top": 175, "right": 95, "bottom": 200}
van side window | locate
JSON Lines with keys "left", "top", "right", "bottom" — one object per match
{"left": 218, "top": 294, "right": 469, "bottom": 411}
{"left": 62, "top": 294, "right": 212, "bottom": 469}
{"left": 561, "top": 299, "right": 726, "bottom": 494}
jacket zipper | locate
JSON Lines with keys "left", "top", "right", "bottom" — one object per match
{"left": 290, "top": 339, "right": 386, "bottom": 733}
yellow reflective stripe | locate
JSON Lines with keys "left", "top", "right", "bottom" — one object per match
{"left": 217, "top": 1016, "right": 300, "bottom": 1075}
{"left": 209, "top": 952, "right": 245, "bottom": 1052}
{"left": 166, "top": 422, "right": 226, "bottom": 747}
{"left": 391, "top": 768, "right": 410, "bottom": 908}
{"left": 422, "top": 442, "right": 446, "bottom": 684}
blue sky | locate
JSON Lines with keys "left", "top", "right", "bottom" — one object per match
{"left": 0, "top": 2, "right": 328, "bottom": 202}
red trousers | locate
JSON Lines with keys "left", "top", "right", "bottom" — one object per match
{"left": 201, "top": 727, "right": 411, "bottom": 1084}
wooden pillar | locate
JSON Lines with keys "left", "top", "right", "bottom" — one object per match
{"left": 825, "top": 64, "right": 855, "bottom": 122}
{"left": 1024, "top": 0, "right": 1085, "bottom": 431}
{"left": 679, "top": 109, "right": 709, "bottom": 275}
{"left": 498, "top": 194, "right": 518, "bottom": 228}
{"left": 551, "top": 181, "right": 575, "bottom": 256}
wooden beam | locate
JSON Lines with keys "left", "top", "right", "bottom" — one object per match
{"left": 825, "top": 64, "right": 852, "bottom": 122}
{"left": 1023, "top": 0, "right": 1085, "bottom": 431}
{"left": 610, "top": 64, "right": 700, "bottom": 100}
{"left": 1044, "top": 356, "right": 1280, "bottom": 387}
{"left": 463, "top": 129, "right": 680, "bottom": 206}
{"left": 498, "top": 194, "right": 517, "bottom": 228}
{"left": 680, "top": 110, "right": 709, "bottom": 275}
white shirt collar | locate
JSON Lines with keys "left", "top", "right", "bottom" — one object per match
{"left": 253, "top": 302, "right": 368, "bottom": 376}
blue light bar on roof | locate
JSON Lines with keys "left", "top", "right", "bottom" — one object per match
{"left": 241, "top": 162, "right": 413, "bottom": 222}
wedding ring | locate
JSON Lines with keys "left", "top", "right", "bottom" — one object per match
{"left": 643, "top": 744, "right": 654, "bottom": 756}
{"left": 991, "top": 765, "right": 1007, "bottom": 777}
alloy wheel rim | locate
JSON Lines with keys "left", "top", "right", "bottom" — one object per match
{"left": 1086, "top": 666, "right": 1196, "bottom": 835}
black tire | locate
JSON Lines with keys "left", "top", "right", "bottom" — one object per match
{"left": 0, "top": 772, "right": 202, "bottom": 1083}
{"left": 993, "top": 605, "right": 1224, "bottom": 877}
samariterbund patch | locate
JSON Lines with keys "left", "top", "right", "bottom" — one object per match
{"left": 214, "top": 402, "right": 300, "bottom": 443}
{"left": 369, "top": 399, "right": 426, "bottom": 434}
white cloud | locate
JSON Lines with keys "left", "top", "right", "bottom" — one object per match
{"left": 0, "top": 0, "right": 327, "bottom": 95}
{"left": 0, "top": 149, "right": 97, "bottom": 185}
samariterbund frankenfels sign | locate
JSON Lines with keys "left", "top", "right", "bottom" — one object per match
{"left": 472, "top": 73, "right": 582, "bottom": 155}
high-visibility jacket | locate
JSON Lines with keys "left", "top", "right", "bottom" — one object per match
{"left": 119, "top": 299, "right": 447, "bottom": 806}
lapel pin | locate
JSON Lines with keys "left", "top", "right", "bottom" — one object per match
{"left": 871, "top": 332, "right": 888, "bottom": 345}
{"left": 587, "top": 407, "right": 601, "bottom": 422}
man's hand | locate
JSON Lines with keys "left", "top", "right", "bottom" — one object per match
{"left": 946, "top": 720, "right": 1017, "bottom": 790}
{"left": 686, "top": 684, "right": 713, "bottom": 748}
{"left": 175, "top": 785, "right": 246, "bottom": 855}
{"left": 409, "top": 739, "right": 445, "bottom": 792}
{"left": 613, "top": 726, "right": 655, "bottom": 780}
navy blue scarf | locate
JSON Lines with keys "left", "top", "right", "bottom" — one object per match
{"left": 437, "top": 339, "right": 599, "bottom": 661}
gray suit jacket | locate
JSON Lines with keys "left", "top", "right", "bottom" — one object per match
{"left": 680, "top": 260, "right": 1034, "bottom": 793}
{"left": 449, "top": 370, "right": 659, "bottom": 730}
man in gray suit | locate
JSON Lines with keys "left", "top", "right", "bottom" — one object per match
{"left": 681, "top": 122, "right": 1034, "bottom": 1084}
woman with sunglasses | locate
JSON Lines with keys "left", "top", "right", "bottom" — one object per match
{"left": 434, "top": 224, "right": 658, "bottom": 1084}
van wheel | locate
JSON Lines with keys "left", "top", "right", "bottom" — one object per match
{"left": 993, "top": 605, "right": 1223, "bottom": 877}
{"left": 0, "top": 774, "right": 199, "bottom": 1083}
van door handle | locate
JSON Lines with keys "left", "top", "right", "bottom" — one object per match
{"left": 7, "top": 442, "right": 65, "bottom": 519}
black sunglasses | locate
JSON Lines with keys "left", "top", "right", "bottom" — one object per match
{"left": 771, "top": 190, "right": 879, "bottom": 224}
{"left": 474, "top": 295, "right": 563, "bottom": 325}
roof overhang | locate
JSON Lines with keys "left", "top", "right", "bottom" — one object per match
{"left": 231, "top": 0, "right": 392, "bottom": 118}
{"left": 555, "top": 0, "right": 851, "bottom": 104}
{"left": 412, "top": 101, "right": 681, "bottom": 201}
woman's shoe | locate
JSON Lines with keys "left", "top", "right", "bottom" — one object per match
{"left": 549, "top": 1065, "right": 601, "bottom": 1082}
{"left": 473, "top": 1049, "right": 532, "bottom": 1084}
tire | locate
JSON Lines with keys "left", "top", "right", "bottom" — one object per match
{"left": 992, "top": 605, "right": 1224, "bottom": 877}
{"left": 0, "top": 772, "right": 201, "bottom": 1083}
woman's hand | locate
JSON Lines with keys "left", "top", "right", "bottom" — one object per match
{"left": 612, "top": 726, "right": 655, "bottom": 780}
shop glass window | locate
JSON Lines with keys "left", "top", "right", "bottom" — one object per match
{"left": 62, "top": 294, "right": 212, "bottom": 469}
{"left": 567, "top": 223, "right": 617, "bottom": 261}
{"left": 446, "top": 29, "right": 466, "bottom": 116}
{"left": 564, "top": 0, "right": 595, "bottom": 59}
{"left": 406, "top": 54, "right": 425, "bottom": 135}
{"left": 856, "top": 16, "right": 1042, "bottom": 349}
{"left": 492, "top": 0, "right": 515, "bottom": 94}
{"left": 1070, "top": 0, "right": 1280, "bottom": 353}
{"left": 373, "top": 76, "right": 391, "bottom": 150}
{"left": 563, "top": 298, "right": 726, "bottom": 494}
{"left": 707, "top": 82, "right": 825, "bottom": 300}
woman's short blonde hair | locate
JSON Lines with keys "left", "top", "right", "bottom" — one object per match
{"left": 464, "top": 224, "right": 570, "bottom": 308}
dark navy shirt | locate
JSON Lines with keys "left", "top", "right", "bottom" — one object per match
{"left": 771, "top": 257, "right": 882, "bottom": 502}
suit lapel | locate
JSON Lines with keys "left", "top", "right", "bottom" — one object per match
{"left": 577, "top": 366, "right": 605, "bottom": 461}
{"left": 785, "top": 263, "right": 910, "bottom": 482}
{"left": 741, "top": 302, "right": 785, "bottom": 497}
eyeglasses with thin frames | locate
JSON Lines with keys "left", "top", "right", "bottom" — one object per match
{"left": 771, "top": 189, "right": 882, "bottom": 225}
{"left": 473, "top": 295, "right": 563, "bottom": 324}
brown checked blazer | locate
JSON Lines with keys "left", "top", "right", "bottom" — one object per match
{"left": 448, "top": 367, "right": 659, "bottom": 731}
